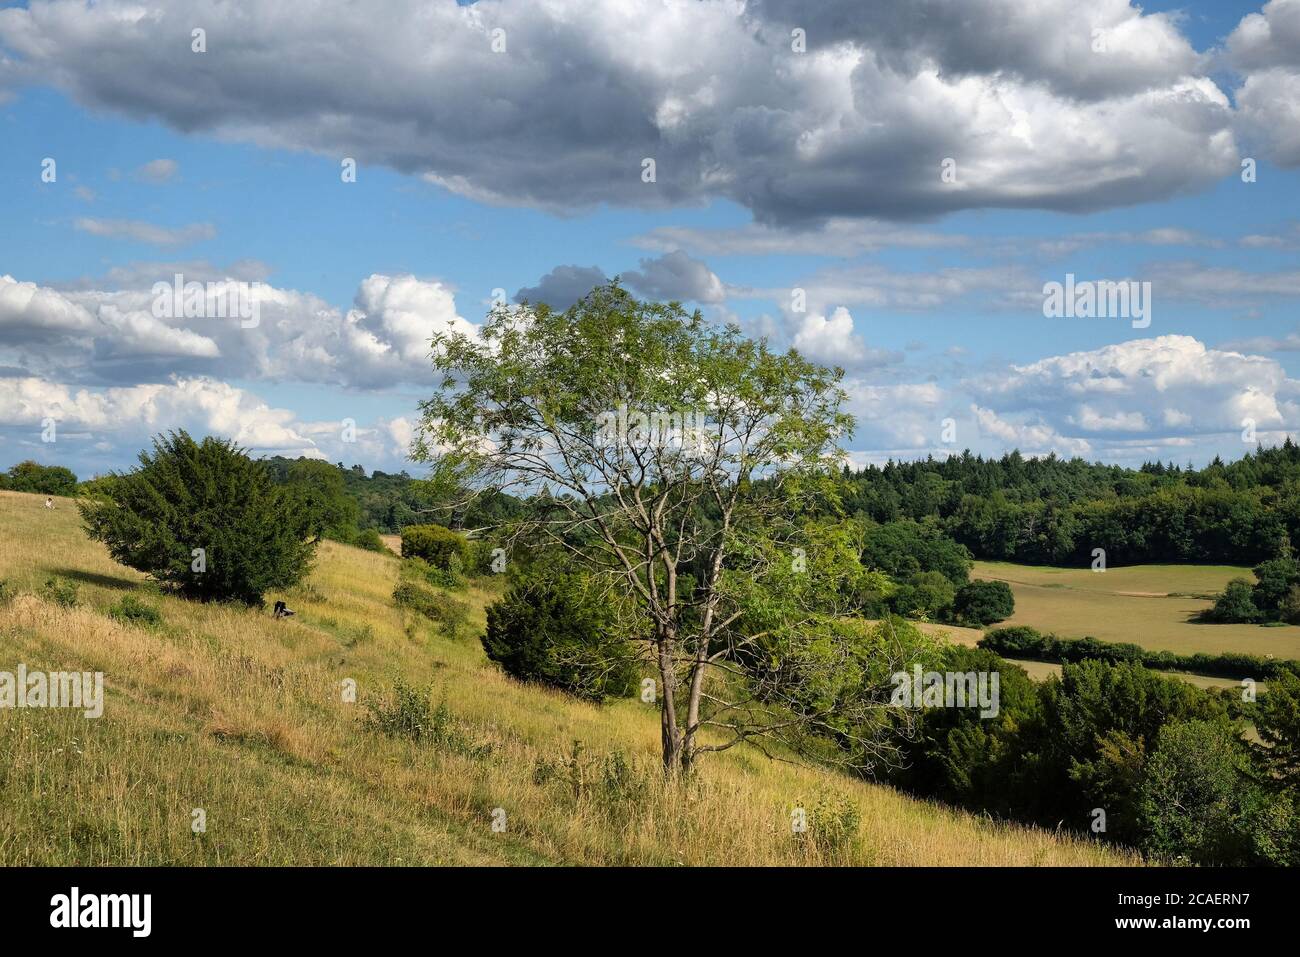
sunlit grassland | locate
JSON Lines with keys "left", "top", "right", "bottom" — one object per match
{"left": 0, "top": 491, "right": 1133, "bottom": 865}
{"left": 974, "top": 560, "right": 1300, "bottom": 660}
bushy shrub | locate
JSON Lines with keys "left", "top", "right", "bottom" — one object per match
{"left": 1207, "top": 578, "right": 1262, "bottom": 623}
{"left": 482, "top": 569, "right": 639, "bottom": 701}
{"left": 1281, "top": 585, "right": 1300, "bottom": 625}
{"left": 366, "top": 681, "right": 494, "bottom": 758}
{"left": 402, "top": 555, "right": 466, "bottom": 590}
{"left": 1252, "top": 558, "right": 1300, "bottom": 615}
{"left": 890, "top": 570, "right": 955, "bottom": 619}
{"left": 466, "top": 539, "right": 502, "bottom": 576}
{"left": 39, "top": 577, "right": 79, "bottom": 608}
{"left": 1138, "top": 719, "right": 1257, "bottom": 865}
{"left": 342, "top": 527, "right": 388, "bottom": 553}
{"left": 108, "top": 595, "right": 163, "bottom": 627}
{"left": 793, "top": 793, "right": 862, "bottom": 859}
{"left": 953, "top": 579, "right": 1015, "bottom": 625}
{"left": 78, "top": 431, "right": 317, "bottom": 605}
{"left": 393, "top": 579, "right": 471, "bottom": 637}
{"left": 400, "top": 524, "right": 469, "bottom": 570}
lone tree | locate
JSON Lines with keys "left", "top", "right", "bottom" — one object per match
{"left": 417, "top": 282, "right": 922, "bottom": 776}
{"left": 79, "top": 431, "right": 317, "bottom": 604}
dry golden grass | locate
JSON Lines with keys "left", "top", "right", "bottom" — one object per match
{"left": 0, "top": 490, "right": 1135, "bottom": 865}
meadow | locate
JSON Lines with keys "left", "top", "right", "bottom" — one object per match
{"left": 972, "top": 560, "right": 1300, "bottom": 661}
{"left": 0, "top": 491, "right": 1130, "bottom": 866}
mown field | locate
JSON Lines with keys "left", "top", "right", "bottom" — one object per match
{"left": 973, "top": 560, "right": 1300, "bottom": 661}
{"left": 0, "top": 490, "right": 1131, "bottom": 866}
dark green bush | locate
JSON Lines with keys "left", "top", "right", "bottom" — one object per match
{"left": 1207, "top": 578, "right": 1262, "bottom": 623}
{"left": 348, "top": 527, "right": 388, "bottom": 553}
{"left": 400, "top": 524, "right": 469, "bottom": 570}
{"left": 38, "top": 577, "right": 79, "bottom": 608}
{"left": 78, "top": 431, "right": 317, "bottom": 605}
{"left": 953, "top": 579, "right": 1015, "bottom": 625}
{"left": 108, "top": 594, "right": 163, "bottom": 627}
{"left": 482, "top": 570, "right": 638, "bottom": 701}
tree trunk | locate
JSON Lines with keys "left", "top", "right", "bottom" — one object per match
{"left": 656, "top": 630, "right": 684, "bottom": 775}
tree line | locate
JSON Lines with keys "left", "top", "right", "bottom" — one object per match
{"left": 840, "top": 444, "right": 1300, "bottom": 566}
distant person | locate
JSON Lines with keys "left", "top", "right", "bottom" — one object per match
{"left": 44, "top": 496, "right": 54, "bottom": 510}
{"left": 273, "top": 600, "right": 295, "bottom": 619}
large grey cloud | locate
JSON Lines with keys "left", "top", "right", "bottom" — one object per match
{"left": 0, "top": 0, "right": 1243, "bottom": 224}
{"left": 622, "top": 251, "right": 725, "bottom": 303}
{"left": 514, "top": 265, "right": 609, "bottom": 311}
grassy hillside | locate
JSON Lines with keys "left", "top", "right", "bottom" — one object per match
{"left": 0, "top": 490, "right": 1132, "bottom": 865}
{"left": 974, "top": 560, "right": 1300, "bottom": 659}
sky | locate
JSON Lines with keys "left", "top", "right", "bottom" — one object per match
{"left": 2, "top": 0, "right": 1300, "bottom": 478}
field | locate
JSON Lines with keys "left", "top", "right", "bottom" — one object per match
{"left": 973, "top": 560, "right": 1300, "bottom": 661}
{"left": 0, "top": 491, "right": 1130, "bottom": 866}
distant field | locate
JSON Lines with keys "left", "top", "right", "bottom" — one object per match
{"left": 912, "top": 617, "right": 1249, "bottom": 688}
{"left": 973, "top": 560, "right": 1300, "bottom": 660}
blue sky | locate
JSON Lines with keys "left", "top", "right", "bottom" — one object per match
{"left": 3, "top": 0, "right": 1300, "bottom": 477}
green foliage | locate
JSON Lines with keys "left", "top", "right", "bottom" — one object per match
{"left": 2, "top": 460, "right": 78, "bottom": 496}
{"left": 281, "top": 458, "right": 361, "bottom": 541}
{"left": 400, "top": 523, "right": 469, "bottom": 570}
{"left": 482, "top": 568, "right": 639, "bottom": 702}
{"left": 1205, "top": 557, "right": 1300, "bottom": 624}
{"left": 1035, "top": 660, "right": 1227, "bottom": 845}
{"left": 365, "top": 682, "right": 493, "bottom": 759}
{"left": 465, "top": 539, "right": 501, "bottom": 575}
{"left": 392, "top": 577, "right": 471, "bottom": 637}
{"left": 38, "top": 577, "right": 79, "bottom": 608}
{"left": 793, "top": 793, "right": 862, "bottom": 859}
{"left": 841, "top": 444, "right": 1300, "bottom": 566}
{"left": 1280, "top": 585, "right": 1300, "bottom": 625}
{"left": 859, "top": 519, "right": 972, "bottom": 587}
{"left": 889, "top": 646, "right": 1040, "bottom": 814}
{"left": 1255, "top": 669, "right": 1300, "bottom": 787}
{"left": 77, "top": 431, "right": 317, "bottom": 605}
{"left": 1207, "top": 578, "right": 1261, "bottom": 623}
{"left": 885, "top": 644, "right": 1300, "bottom": 864}
{"left": 0, "top": 579, "right": 10, "bottom": 606}
{"left": 402, "top": 555, "right": 466, "bottom": 590}
{"left": 953, "top": 579, "right": 1015, "bottom": 625}
{"left": 343, "top": 526, "right": 389, "bottom": 553}
{"left": 1252, "top": 558, "right": 1300, "bottom": 614}
{"left": 108, "top": 595, "right": 163, "bottom": 627}
{"left": 891, "top": 570, "right": 955, "bottom": 620}
{"left": 1138, "top": 720, "right": 1256, "bottom": 865}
